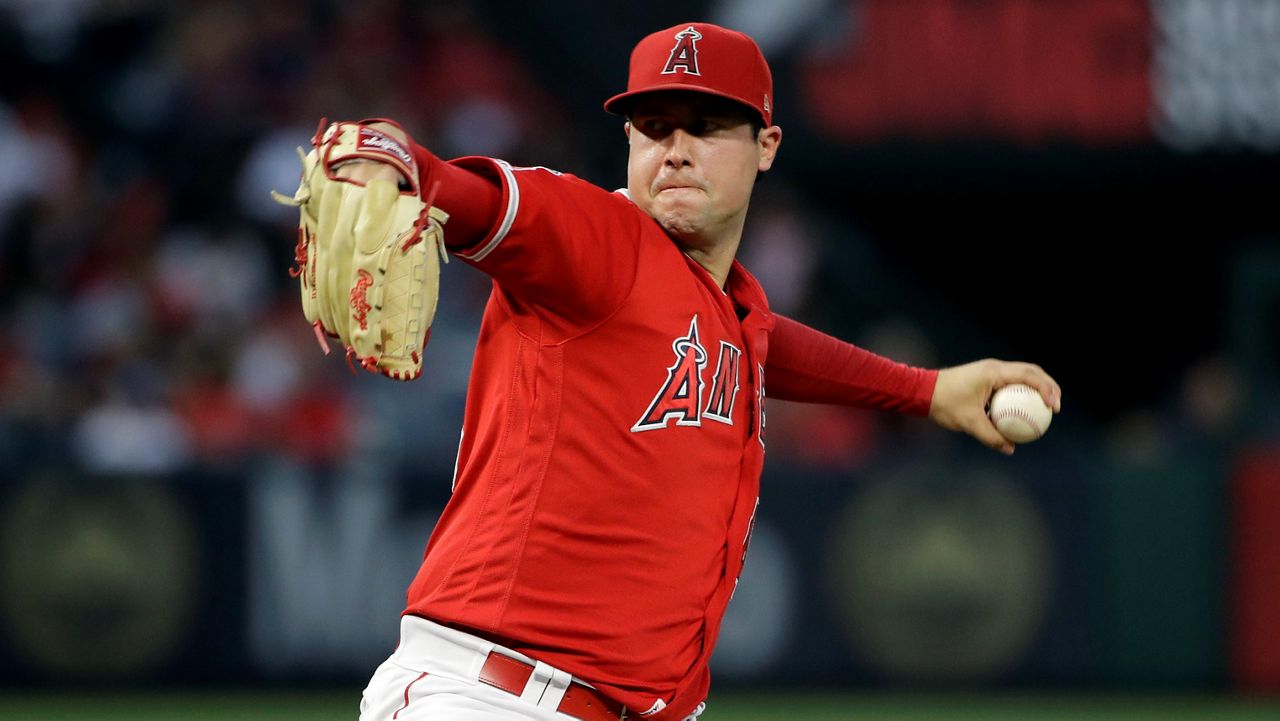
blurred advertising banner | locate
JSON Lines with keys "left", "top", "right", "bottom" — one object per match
{"left": 1089, "top": 455, "right": 1226, "bottom": 684}
{"left": 644, "top": 437, "right": 1093, "bottom": 686}
{"left": 0, "top": 472, "right": 243, "bottom": 684}
{"left": 0, "top": 439, "right": 1265, "bottom": 691}
{"left": 245, "top": 460, "right": 444, "bottom": 676}
{"left": 0, "top": 464, "right": 450, "bottom": 686}
{"left": 1231, "top": 446, "right": 1280, "bottom": 691}
{"left": 798, "top": 0, "right": 1280, "bottom": 149}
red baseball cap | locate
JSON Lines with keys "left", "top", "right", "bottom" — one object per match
{"left": 604, "top": 22, "right": 774, "bottom": 126}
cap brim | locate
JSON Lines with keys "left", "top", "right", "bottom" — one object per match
{"left": 603, "top": 84, "right": 766, "bottom": 125}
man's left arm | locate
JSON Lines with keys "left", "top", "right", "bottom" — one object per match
{"left": 766, "top": 314, "right": 1061, "bottom": 455}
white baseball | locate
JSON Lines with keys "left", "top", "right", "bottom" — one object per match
{"left": 988, "top": 384, "right": 1052, "bottom": 443}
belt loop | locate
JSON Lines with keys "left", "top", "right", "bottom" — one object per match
{"left": 537, "top": 663, "right": 573, "bottom": 711}
{"left": 519, "top": 660, "right": 556, "bottom": 706}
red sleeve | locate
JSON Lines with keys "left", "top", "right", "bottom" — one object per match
{"left": 412, "top": 147, "right": 643, "bottom": 336}
{"left": 765, "top": 314, "right": 938, "bottom": 416}
{"left": 411, "top": 143, "right": 503, "bottom": 250}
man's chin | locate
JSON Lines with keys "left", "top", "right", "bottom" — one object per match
{"left": 656, "top": 214, "right": 701, "bottom": 241}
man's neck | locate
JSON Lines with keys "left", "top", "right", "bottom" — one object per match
{"left": 673, "top": 214, "right": 746, "bottom": 289}
{"left": 681, "top": 239, "right": 738, "bottom": 289}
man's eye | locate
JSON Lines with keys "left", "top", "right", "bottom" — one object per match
{"left": 638, "top": 119, "right": 669, "bottom": 136}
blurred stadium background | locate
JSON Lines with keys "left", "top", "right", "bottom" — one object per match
{"left": 1, "top": 0, "right": 1278, "bottom": 719}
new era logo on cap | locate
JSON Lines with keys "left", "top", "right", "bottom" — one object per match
{"left": 604, "top": 22, "right": 775, "bottom": 126}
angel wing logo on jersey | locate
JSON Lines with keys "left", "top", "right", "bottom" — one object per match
{"left": 632, "top": 315, "right": 709, "bottom": 431}
{"left": 662, "top": 26, "right": 703, "bottom": 75}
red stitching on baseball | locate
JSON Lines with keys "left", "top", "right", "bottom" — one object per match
{"left": 992, "top": 407, "right": 1042, "bottom": 437}
{"left": 991, "top": 385, "right": 1045, "bottom": 438}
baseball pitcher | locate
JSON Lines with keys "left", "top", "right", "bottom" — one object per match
{"left": 274, "top": 22, "right": 1061, "bottom": 721}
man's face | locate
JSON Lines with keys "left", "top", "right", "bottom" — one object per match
{"left": 626, "top": 92, "right": 781, "bottom": 248}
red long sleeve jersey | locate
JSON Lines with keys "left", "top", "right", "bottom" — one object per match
{"left": 402, "top": 157, "right": 937, "bottom": 720}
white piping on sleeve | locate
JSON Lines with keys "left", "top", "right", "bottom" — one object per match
{"left": 458, "top": 159, "right": 520, "bottom": 262}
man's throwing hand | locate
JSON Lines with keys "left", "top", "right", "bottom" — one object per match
{"left": 928, "top": 359, "right": 1061, "bottom": 455}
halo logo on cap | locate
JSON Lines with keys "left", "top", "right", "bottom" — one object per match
{"left": 662, "top": 26, "right": 702, "bottom": 76}
{"left": 604, "top": 22, "right": 775, "bottom": 127}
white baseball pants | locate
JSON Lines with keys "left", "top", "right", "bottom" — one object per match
{"left": 358, "top": 615, "right": 706, "bottom": 721}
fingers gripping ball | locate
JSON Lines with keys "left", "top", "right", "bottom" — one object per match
{"left": 988, "top": 384, "right": 1053, "bottom": 443}
{"left": 272, "top": 119, "right": 449, "bottom": 381}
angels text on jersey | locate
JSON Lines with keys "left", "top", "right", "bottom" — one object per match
{"left": 631, "top": 314, "right": 751, "bottom": 433}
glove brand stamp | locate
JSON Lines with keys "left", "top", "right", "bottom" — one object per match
{"left": 350, "top": 270, "right": 374, "bottom": 330}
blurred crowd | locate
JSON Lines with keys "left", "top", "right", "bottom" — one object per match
{"left": 0, "top": 0, "right": 563, "bottom": 478}
{"left": 0, "top": 0, "right": 882, "bottom": 482}
{"left": 0, "top": 1, "right": 1267, "bottom": 486}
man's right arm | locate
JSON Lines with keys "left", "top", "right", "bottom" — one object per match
{"left": 330, "top": 120, "right": 642, "bottom": 335}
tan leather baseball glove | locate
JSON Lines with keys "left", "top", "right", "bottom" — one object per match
{"left": 272, "top": 119, "right": 448, "bottom": 381}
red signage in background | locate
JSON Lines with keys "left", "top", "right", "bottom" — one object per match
{"left": 800, "top": 0, "right": 1151, "bottom": 145}
{"left": 1231, "top": 446, "right": 1280, "bottom": 691}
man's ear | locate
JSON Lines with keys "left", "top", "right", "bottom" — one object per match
{"left": 757, "top": 125, "right": 782, "bottom": 172}
{"left": 624, "top": 121, "right": 632, "bottom": 140}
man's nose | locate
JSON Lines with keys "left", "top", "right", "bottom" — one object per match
{"left": 663, "top": 129, "right": 694, "bottom": 167}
